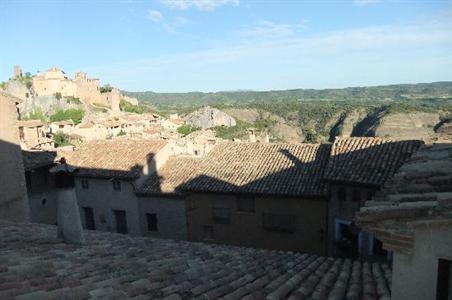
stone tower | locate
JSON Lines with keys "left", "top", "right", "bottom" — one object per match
{"left": 14, "top": 65, "right": 22, "bottom": 78}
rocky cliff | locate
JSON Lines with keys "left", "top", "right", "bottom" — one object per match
{"left": 185, "top": 106, "right": 236, "bottom": 129}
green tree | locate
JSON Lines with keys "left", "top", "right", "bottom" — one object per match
{"left": 53, "top": 132, "right": 70, "bottom": 147}
{"left": 50, "top": 109, "right": 85, "bottom": 125}
{"left": 177, "top": 124, "right": 199, "bottom": 136}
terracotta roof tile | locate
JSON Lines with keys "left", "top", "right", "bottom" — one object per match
{"left": 325, "top": 137, "right": 422, "bottom": 186}
{"left": 22, "top": 150, "right": 57, "bottom": 171}
{"left": 60, "top": 138, "right": 167, "bottom": 179}
{"left": 0, "top": 221, "right": 391, "bottom": 300}
{"left": 181, "top": 142, "right": 331, "bottom": 197}
{"left": 137, "top": 156, "right": 202, "bottom": 195}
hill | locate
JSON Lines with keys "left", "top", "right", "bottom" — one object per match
{"left": 125, "top": 82, "right": 452, "bottom": 143}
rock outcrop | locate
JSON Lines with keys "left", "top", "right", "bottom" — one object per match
{"left": 185, "top": 106, "right": 236, "bottom": 129}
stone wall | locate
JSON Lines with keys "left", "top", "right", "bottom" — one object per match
{"left": 138, "top": 196, "right": 187, "bottom": 240}
{"left": 392, "top": 226, "right": 452, "bottom": 300}
{"left": 27, "top": 168, "right": 58, "bottom": 225}
{"left": 75, "top": 178, "right": 141, "bottom": 235}
{"left": 0, "top": 93, "right": 30, "bottom": 221}
{"left": 187, "top": 192, "right": 327, "bottom": 254}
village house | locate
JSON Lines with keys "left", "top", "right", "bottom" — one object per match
{"left": 49, "top": 119, "right": 74, "bottom": 135}
{"left": 22, "top": 150, "right": 58, "bottom": 225}
{"left": 135, "top": 155, "right": 202, "bottom": 240}
{"left": 17, "top": 119, "right": 54, "bottom": 150}
{"left": 178, "top": 142, "right": 332, "bottom": 255}
{"left": 71, "top": 120, "right": 109, "bottom": 140}
{"left": 0, "top": 92, "right": 30, "bottom": 221}
{"left": 59, "top": 138, "right": 174, "bottom": 235}
{"left": 323, "top": 137, "right": 422, "bottom": 259}
{"left": 356, "top": 142, "right": 452, "bottom": 300}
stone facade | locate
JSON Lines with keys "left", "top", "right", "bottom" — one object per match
{"left": 0, "top": 93, "right": 30, "bottom": 221}
{"left": 76, "top": 178, "right": 141, "bottom": 235}
{"left": 186, "top": 193, "right": 327, "bottom": 254}
{"left": 30, "top": 67, "right": 133, "bottom": 111}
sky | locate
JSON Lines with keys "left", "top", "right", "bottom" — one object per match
{"left": 1, "top": 0, "right": 451, "bottom": 92}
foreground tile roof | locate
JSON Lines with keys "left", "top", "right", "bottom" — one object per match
{"left": 356, "top": 143, "right": 452, "bottom": 254}
{"left": 180, "top": 142, "right": 331, "bottom": 197}
{"left": 137, "top": 156, "right": 202, "bottom": 195}
{"left": 22, "top": 150, "right": 57, "bottom": 171}
{"left": 0, "top": 221, "right": 391, "bottom": 300}
{"left": 324, "top": 137, "right": 422, "bottom": 186}
{"left": 60, "top": 138, "right": 167, "bottom": 180}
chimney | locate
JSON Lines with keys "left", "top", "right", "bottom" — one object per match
{"left": 49, "top": 158, "right": 85, "bottom": 244}
{"left": 248, "top": 128, "right": 256, "bottom": 143}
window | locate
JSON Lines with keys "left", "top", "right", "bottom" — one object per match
{"left": 146, "top": 213, "right": 158, "bottom": 232}
{"left": 41, "top": 198, "right": 47, "bottom": 206}
{"left": 59, "top": 125, "right": 64, "bottom": 129}
{"left": 113, "top": 210, "right": 128, "bottom": 234}
{"left": 262, "top": 213, "right": 296, "bottom": 233}
{"left": 437, "top": 259, "right": 451, "bottom": 300}
{"left": 212, "top": 207, "right": 231, "bottom": 224}
{"left": 367, "top": 190, "right": 375, "bottom": 201}
{"left": 113, "top": 180, "right": 121, "bottom": 191}
{"left": 237, "top": 197, "right": 255, "bottom": 213}
{"left": 81, "top": 179, "right": 89, "bottom": 189}
{"left": 352, "top": 189, "right": 361, "bottom": 202}
{"left": 83, "top": 207, "right": 95, "bottom": 230}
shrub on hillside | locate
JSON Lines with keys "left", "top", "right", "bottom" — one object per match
{"left": 177, "top": 124, "right": 199, "bottom": 136}
{"left": 119, "top": 99, "right": 148, "bottom": 114}
{"left": 50, "top": 109, "right": 85, "bottom": 125}
{"left": 53, "top": 132, "right": 71, "bottom": 148}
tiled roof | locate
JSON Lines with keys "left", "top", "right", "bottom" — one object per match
{"left": 22, "top": 150, "right": 57, "bottom": 171}
{"left": 324, "top": 137, "right": 422, "bottom": 186}
{"left": 181, "top": 142, "right": 331, "bottom": 197}
{"left": 60, "top": 138, "right": 167, "bottom": 180}
{"left": 137, "top": 156, "right": 202, "bottom": 195}
{"left": 356, "top": 143, "right": 452, "bottom": 254}
{"left": 0, "top": 221, "right": 392, "bottom": 300}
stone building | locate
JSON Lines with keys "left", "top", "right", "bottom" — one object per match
{"left": 324, "top": 137, "right": 422, "bottom": 258}
{"left": 49, "top": 120, "right": 74, "bottom": 135}
{"left": 0, "top": 92, "right": 30, "bottom": 221}
{"left": 59, "top": 138, "right": 173, "bottom": 235}
{"left": 136, "top": 155, "right": 202, "bottom": 240}
{"left": 71, "top": 120, "right": 109, "bottom": 140}
{"left": 179, "top": 142, "right": 332, "bottom": 255}
{"left": 357, "top": 142, "right": 452, "bottom": 300}
{"left": 22, "top": 150, "right": 58, "bottom": 224}
{"left": 17, "top": 119, "right": 53, "bottom": 150}
{"left": 31, "top": 67, "right": 135, "bottom": 111}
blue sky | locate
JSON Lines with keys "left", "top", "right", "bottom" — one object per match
{"left": 1, "top": 0, "right": 451, "bottom": 92}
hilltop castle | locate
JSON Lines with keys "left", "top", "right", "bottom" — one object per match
{"left": 12, "top": 66, "right": 138, "bottom": 112}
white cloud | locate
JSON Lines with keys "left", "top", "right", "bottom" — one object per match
{"left": 162, "top": 0, "right": 239, "bottom": 11}
{"left": 91, "top": 13, "right": 452, "bottom": 91}
{"left": 353, "top": 0, "right": 379, "bottom": 6}
{"left": 148, "top": 10, "right": 165, "bottom": 23}
{"left": 240, "top": 20, "right": 308, "bottom": 39}
{"left": 147, "top": 10, "right": 189, "bottom": 33}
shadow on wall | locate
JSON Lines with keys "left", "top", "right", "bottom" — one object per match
{"left": 0, "top": 139, "right": 30, "bottom": 221}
